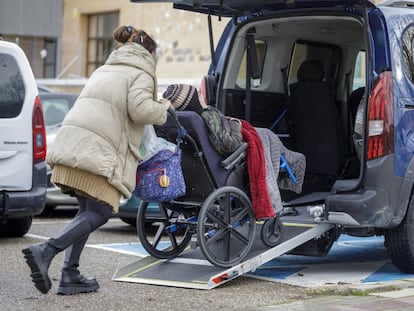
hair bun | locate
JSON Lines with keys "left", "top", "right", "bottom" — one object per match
{"left": 113, "top": 25, "right": 133, "bottom": 44}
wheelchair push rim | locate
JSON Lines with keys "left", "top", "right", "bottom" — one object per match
{"left": 197, "top": 186, "right": 256, "bottom": 268}
{"left": 137, "top": 201, "right": 193, "bottom": 259}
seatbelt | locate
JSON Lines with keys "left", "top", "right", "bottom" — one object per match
{"left": 281, "top": 66, "right": 289, "bottom": 95}
{"left": 345, "top": 71, "right": 353, "bottom": 154}
{"left": 246, "top": 32, "right": 260, "bottom": 84}
{"left": 245, "top": 30, "right": 260, "bottom": 122}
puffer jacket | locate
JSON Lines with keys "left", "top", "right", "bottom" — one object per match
{"left": 47, "top": 43, "right": 168, "bottom": 200}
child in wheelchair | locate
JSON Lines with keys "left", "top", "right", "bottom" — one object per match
{"left": 162, "top": 84, "right": 306, "bottom": 219}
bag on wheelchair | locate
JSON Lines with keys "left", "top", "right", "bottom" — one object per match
{"left": 138, "top": 124, "right": 158, "bottom": 164}
{"left": 134, "top": 147, "right": 186, "bottom": 202}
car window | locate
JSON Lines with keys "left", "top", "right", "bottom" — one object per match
{"left": 236, "top": 39, "right": 266, "bottom": 88}
{"left": 0, "top": 54, "right": 25, "bottom": 118}
{"left": 353, "top": 51, "right": 366, "bottom": 90}
{"left": 42, "top": 98, "right": 71, "bottom": 126}
{"left": 402, "top": 24, "right": 414, "bottom": 84}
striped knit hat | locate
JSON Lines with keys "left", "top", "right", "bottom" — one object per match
{"left": 162, "top": 84, "right": 203, "bottom": 112}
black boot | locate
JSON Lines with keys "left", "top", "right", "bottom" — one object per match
{"left": 22, "top": 215, "right": 92, "bottom": 294}
{"left": 22, "top": 242, "right": 59, "bottom": 294}
{"left": 57, "top": 236, "right": 99, "bottom": 295}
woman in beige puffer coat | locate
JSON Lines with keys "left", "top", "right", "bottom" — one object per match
{"left": 22, "top": 25, "right": 169, "bottom": 296}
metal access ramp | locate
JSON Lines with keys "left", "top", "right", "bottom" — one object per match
{"left": 112, "top": 216, "right": 334, "bottom": 290}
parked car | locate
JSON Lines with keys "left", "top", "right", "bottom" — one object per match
{"left": 40, "top": 91, "right": 148, "bottom": 224}
{"left": 40, "top": 92, "right": 78, "bottom": 209}
{"left": 131, "top": 0, "right": 414, "bottom": 272}
{"left": 37, "top": 84, "right": 53, "bottom": 94}
{"left": 0, "top": 40, "right": 47, "bottom": 237}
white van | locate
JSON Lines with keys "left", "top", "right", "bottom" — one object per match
{"left": 0, "top": 40, "right": 47, "bottom": 237}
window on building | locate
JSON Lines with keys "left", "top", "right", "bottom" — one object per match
{"left": 86, "top": 12, "right": 119, "bottom": 76}
{"left": 13, "top": 36, "right": 56, "bottom": 78}
{"left": 43, "top": 39, "right": 57, "bottom": 78}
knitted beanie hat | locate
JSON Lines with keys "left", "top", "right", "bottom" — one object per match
{"left": 162, "top": 84, "right": 203, "bottom": 112}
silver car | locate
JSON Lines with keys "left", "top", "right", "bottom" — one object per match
{"left": 40, "top": 92, "right": 78, "bottom": 209}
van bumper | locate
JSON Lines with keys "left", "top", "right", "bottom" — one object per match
{"left": 326, "top": 188, "right": 391, "bottom": 227}
{"left": 327, "top": 155, "right": 403, "bottom": 228}
{"left": 0, "top": 162, "right": 47, "bottom": 218}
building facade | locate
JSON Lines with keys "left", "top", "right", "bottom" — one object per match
{"left": 0, "top": 0, "right": 63, "bottom": 79}
{"left": 0, "top": 0, "right": 227, "bottom": 86}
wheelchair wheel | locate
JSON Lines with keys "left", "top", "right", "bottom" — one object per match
{"left": 261, "top": 216, "right": 283, "bottom": 247}
{"left": 197, "top": 186, "right": 256, "bottom": 268}
{"left": 137, "top": 201, "right": 193, "bottom": 259}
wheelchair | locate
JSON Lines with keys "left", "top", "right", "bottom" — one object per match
{"left": 136, "top": 109, "right": 286, "bottom": 268}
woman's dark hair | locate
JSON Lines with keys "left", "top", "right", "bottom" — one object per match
{"left": 132, "top": 30, "right": 157, "bottom": 54}
{"left": 112, "top": 25, "right": 157, "bottom": 54}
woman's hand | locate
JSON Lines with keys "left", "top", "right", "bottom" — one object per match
{"left": 159, "top": 98, "right": 171, "bottom": 108}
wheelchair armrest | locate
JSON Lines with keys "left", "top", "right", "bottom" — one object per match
{"left": 220, "top": 142, "right": 248, "bottom": 171}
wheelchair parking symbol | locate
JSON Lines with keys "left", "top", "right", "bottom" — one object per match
{"left": 248, "top": 235, "right": 414, "bottom": 287}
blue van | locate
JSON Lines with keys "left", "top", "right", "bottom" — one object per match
{"left": 133, "top": 0, "right": 414, "bottom": 272}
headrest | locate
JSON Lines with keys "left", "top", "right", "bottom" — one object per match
{"left": 297, "top": 60, "right": 324, "bottom": 82}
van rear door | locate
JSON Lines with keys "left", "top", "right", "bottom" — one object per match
{"left": 131, "top": 0, "right": 375, "bottom": 16}
{"left": 0, "top": 42, "right": 37, "bottom": 191}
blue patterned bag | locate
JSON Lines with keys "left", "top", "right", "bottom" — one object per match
{"left": 134, "top": 148, "right": 186, "bottom": 202}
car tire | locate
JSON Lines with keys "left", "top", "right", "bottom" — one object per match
{"left": 0, "top": 216, "right": 32, "bottom": 237}
{"left": 41, "top": 204, "right": 57, "bottom": 214}
{"left": 385, "top": 192, "right": 414, "bottom": 273}
{"left": 119, "top": 217, "right": 136, "bottom": 227}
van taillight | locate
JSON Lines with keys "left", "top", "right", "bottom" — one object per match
{"left": 366, "top": 71, "right": 394, "bottom": 160}
{"left": 33, "top": 96, "right": 47, "bottom": 163}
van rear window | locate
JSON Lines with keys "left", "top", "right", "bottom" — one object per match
{"left": 0, "top": 54, "right": 25, "bottom": 118}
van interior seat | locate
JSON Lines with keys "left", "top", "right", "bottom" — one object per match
{"left": 289, "top": 59, "right": 343, "bottom": 177}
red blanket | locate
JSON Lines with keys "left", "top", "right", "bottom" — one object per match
{"left": 240, "top": 120, "right": 275, "bottom": 219}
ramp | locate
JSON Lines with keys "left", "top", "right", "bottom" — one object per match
{"left": 112, "top": 216, "right": 334, "bottom": 289}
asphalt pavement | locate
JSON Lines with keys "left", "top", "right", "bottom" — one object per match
{"left": 1, "top": 206, "right": 414, "bottom": 311}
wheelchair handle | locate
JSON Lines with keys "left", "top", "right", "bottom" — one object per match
{"left": 167, "top": 107, "right": 182, "bottom": 127}
{"left": 167, "top": 106, "right": 187, "bottom": 140}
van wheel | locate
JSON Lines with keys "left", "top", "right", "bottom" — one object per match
{"left": 0, "top": 216, "right": 33, "bottom": 237}
{"left": 384, "top": 194, "right": 414, "bottom": 273}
